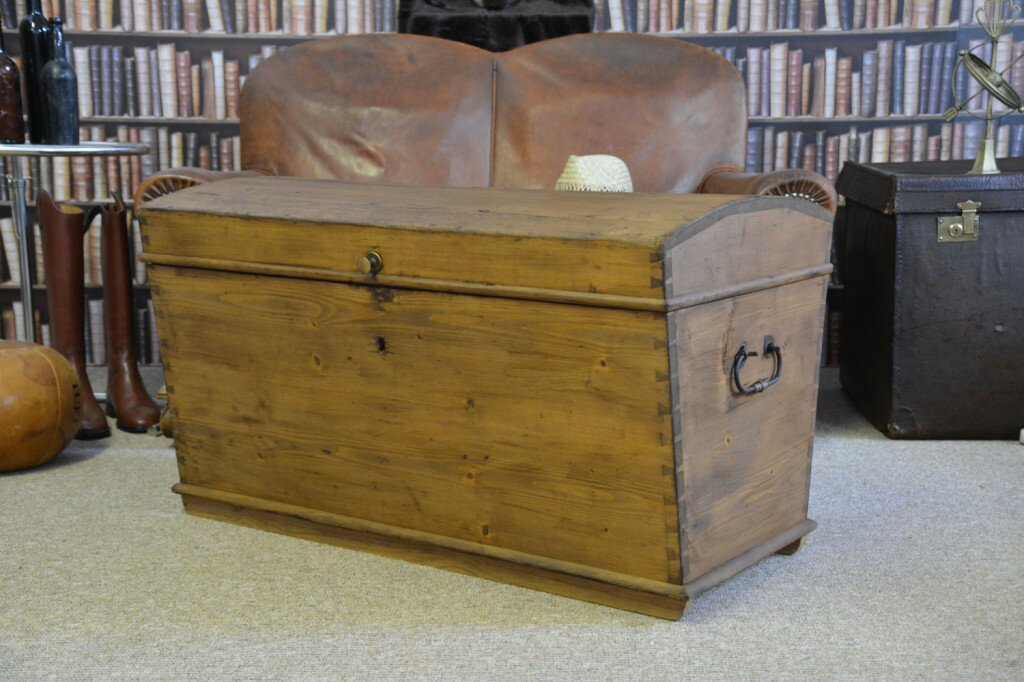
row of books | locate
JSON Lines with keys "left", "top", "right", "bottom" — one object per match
{"left": 0, "top": 212, "right": 148, "bottom": 287}
{"left": 0, "top": 300, "right": 162, "bottom": 365}
{"left": 63, "top": 42, "right": 277, "bottom": 120}
{"left": 716, "top": 36, "right": 1024, "bottom": 121}
{"left": 596, "top": 0, "right": 985, "bottom": 33}
{"left": 745, "top": 119, "right": 1024, "bottom": 181}
{"left": 2, "top": 0, "right": 397, "bottom": 33}
{"left": 0, "top": 0, "right": 994, "bottom": 35}
{"left": 0, "top": 127, "right": 242, "bottom": 204}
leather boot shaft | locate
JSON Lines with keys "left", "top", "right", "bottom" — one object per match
{"left": 38, "top": 191, "right": 110, "bottom": 439}
{"left": 101, "top": 194, "right": 160, "bottom": 432}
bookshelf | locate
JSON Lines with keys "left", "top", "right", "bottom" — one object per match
{"left": 0, "top": 0, "right": 1022, "bottom": 369}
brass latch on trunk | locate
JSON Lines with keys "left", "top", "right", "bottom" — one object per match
{"left": 937, "top": 200, "right": 981, "bottom": 243}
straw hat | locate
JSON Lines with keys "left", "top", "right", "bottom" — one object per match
{"left": 555, "top": 154, "right": 634, "bottom": 193}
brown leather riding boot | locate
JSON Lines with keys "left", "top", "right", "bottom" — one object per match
{"left": 100, "top": 194, "right": 161, "bottom": 433}
{"left": 38, "top": 191, "right": 110, "bottom": 440}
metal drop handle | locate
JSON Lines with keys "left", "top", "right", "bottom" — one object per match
{"left": 732, "top": 337, "right": 783, "bottom": 395}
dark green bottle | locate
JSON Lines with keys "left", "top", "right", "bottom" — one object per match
{"left": 18, "top": 0, "right": 51, "bottom": 144}
{"left": 40, "top": 17, "right": 77, "bottom": 145}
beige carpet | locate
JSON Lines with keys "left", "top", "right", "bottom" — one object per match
{"left": 2, "top": 369, "right": 1022, "bottom": 680}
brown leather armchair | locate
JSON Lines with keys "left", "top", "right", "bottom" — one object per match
{"left": 136, "top": 32, "right": 836, "bottom": 213}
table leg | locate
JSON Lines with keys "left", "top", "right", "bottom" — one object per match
{"left": 7, "top": 160, "right": 35, "bottom": 343}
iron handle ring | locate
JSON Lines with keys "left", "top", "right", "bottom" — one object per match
{"left": 732, "top": 337, "right": 783, "bottom": 395}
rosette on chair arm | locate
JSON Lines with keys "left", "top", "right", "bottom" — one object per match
{"left": 698, "top": 166, "right": 838, "bottom": 216}
{"left": 133, "top": 168, "right": 270, "bottom": 208}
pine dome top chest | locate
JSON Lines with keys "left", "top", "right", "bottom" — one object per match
{"left": 139, "top": 177, "right": 832, "bottom": 619}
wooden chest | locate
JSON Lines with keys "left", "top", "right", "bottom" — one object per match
{"left": 139, "top": 177, "right": 832, "bottom": 619}
{"left": 837, "top": 160, "right": 1024, "bottom": 439}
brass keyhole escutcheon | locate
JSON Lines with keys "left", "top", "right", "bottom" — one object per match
{"left": 357, "top": 251, "right": 383, "bottom": 275}
{"left": 948, "top": 222, "right": 965, "bottom": 238}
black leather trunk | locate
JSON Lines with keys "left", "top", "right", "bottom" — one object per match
{"left": 837, "top": 159, "right": 1024, "bottom": 439}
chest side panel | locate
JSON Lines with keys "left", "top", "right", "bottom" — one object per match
{"left": 151, "top": 266, "right": 681, "bottom": 584}
{"left": 890, "top": 211, "right": 1024, "bottom": 438}
{"left": 670, "top": 276, "right": 826, "bottom": 581}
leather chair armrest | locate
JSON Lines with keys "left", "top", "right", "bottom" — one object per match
{"left": 133, "top": 168, "right": 272, "bottom": 208}
{"left": 697, "top": 166, "right": 838, "bottom": 216}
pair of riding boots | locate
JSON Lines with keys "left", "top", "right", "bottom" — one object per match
{"left": 38, "top": 191, "right": 160, "bottom": 439}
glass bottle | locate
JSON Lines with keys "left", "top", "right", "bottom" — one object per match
{"left": 18, "top": 0, "right": 51, "bottom": 144}
{"left": 40, "top": 18, "right": 78, "bottom": 145}
{"left": 0, "top": 25, "right": 24, "bottom": 144}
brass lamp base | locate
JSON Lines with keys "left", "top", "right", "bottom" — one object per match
{"left": 968, "top": 138, "right": 1001, "bottom": 174}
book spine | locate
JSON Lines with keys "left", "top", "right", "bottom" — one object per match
{"left": 176, "top": 51, "right": 192, "bottom": 117}
{"left": 773, "top": 130, "right": 787, "bottom": 171}
{"left": 823, "top": 47, "right": 837, "bottom": 118}
{"left": 786, "top": 48, "right": 802, "bottom": 116}
{"left": 183, "top": 0, "right": 201, "bottom": 32}
{"left": 100, "top": 46, "right": 113, "bottom": 117}
{"left": 789, "top": 130, "right": 805, "bottom": 168}
{"left": 824, "top": 0, "right": 840, "bottom": 27}
{"left": 890, "top": 125, "right": 909, "bottom": 162}
{"left": 737, "top": 0, "right": 749, "bottom": 31}
{"left": 917, "top": 42, "right": 932, "bottom": 115}
{"left": 871, "top": 125, "right": 890, "bottom": 162}
{"left": 212, "top": 50, "right": 226, "bottom": 120}
{"left": 715, "top": 0, "right": 732, "bottom": 31}
{"left": 835, "top": 56, "right": 852, "bottom": 117}
{"left": 746, "top": 47, "right": 761, "bottom": 117}
{"left": 74, "top": 47, "right": 95, "bottom": 119}
{"left": 891, "top": 40, "right": 905, "bottom": 116}
{"left": 926, "top": 42, "right": 943, "bottom": 114}
{"left": 769, "top": 42, "right": 788, "bottom": 118}
{"left": 853, "top": 0, "right": 865, "bottom": 27}
{"left": 315, "top": 0, "right": 327, "bottom": 32}
{"left": 903, "top": 43, "right": 920, "bottom": 117}
{"left": 225, "top": 60, "right": 239, "bottom": 119}
{"left": 89, "top": 46, "right": 102, "bottom": 118}
{"left": 88, "top": 298, "right": 105, "bottom": 365}
{"left": 911, "top": 0, "right": 931, "bottom": 27}
{"left": 111, "top": 47, "right": 124, "bottom": 117}
{"left": 207, "top": 0, "right": 226, "bottom": 31}
{"left": 125, "top": 57, "right": 138, "bottom": 118}
{"left": 148, "top": 49, "right": 163, "bottom": 118}
{"left": 0, "top": 218, "right": 20, "bottom": 284}
{"left": 133, "top": 0, "right": 151, "bottom": 31}
{"left": 762, "top": 125, "right": 774, "bottom": 172}
{"left": 33, "top": 223, "right": 45, "bottom": 286}
{"left": 132, "top": 50, "right": 149, "bottom": 118}
{"left": 334, "top": 0, "right": 346, "bottom": 33}
{"left": 750, "top": 0, "right": 766, "bottom": 31}
{"left": 941, "top": 41, "right": 956, "bottom": 111}
{"left": 851, "top": 70, "right": 861, "bottom": 116}
{"left": 220, "top": 0, "right": 236, "bottom": 32}
{"left": 171, "top": 131, "right": 183, "bottom": 167}
{"left": 912, "top": 123, "right": 927, "bottom": 161}
{"left": 875, "top": 40, "right": 892, "bottom": 117}
{"left": 157, "top": 43, "right": 178, "bottom": 119}
{"left": 100, "top": 0, "right": 114, "bottom": 28}
{"left": 190, "top": 64, "right": 201, "bottom": 117}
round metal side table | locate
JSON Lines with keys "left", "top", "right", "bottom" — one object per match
{"left": 0, "top": 141, "right": 149, "bottom": 342}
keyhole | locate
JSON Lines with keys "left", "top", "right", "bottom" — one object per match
{"left": 376, "top": 337, "right": 387, "bottom": 353}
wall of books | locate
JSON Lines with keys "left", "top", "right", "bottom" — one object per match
{"left": 0, "top": 0, "right": 1021, "bottom": 365}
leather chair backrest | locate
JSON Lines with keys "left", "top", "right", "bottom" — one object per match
{"left": 240, "top": 33, "right": 747, "bottom": 193}
{"left": 240, "top": 35, "right": 495, "bottom": 187}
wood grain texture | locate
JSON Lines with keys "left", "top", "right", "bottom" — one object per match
{"left": 179, "top": 492, "right": 690, "bottom": 620}
{"left": 141, "top": 179, "right": 834, "bottom": 616}
{"left": 668, "top": 277, "right": 827, "bottom": 580}
{"left": 140, "top": 179, "right": 827, "bottom": 301}
{"left": 152, "top": 266, "right": 681, "bottom": 583}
